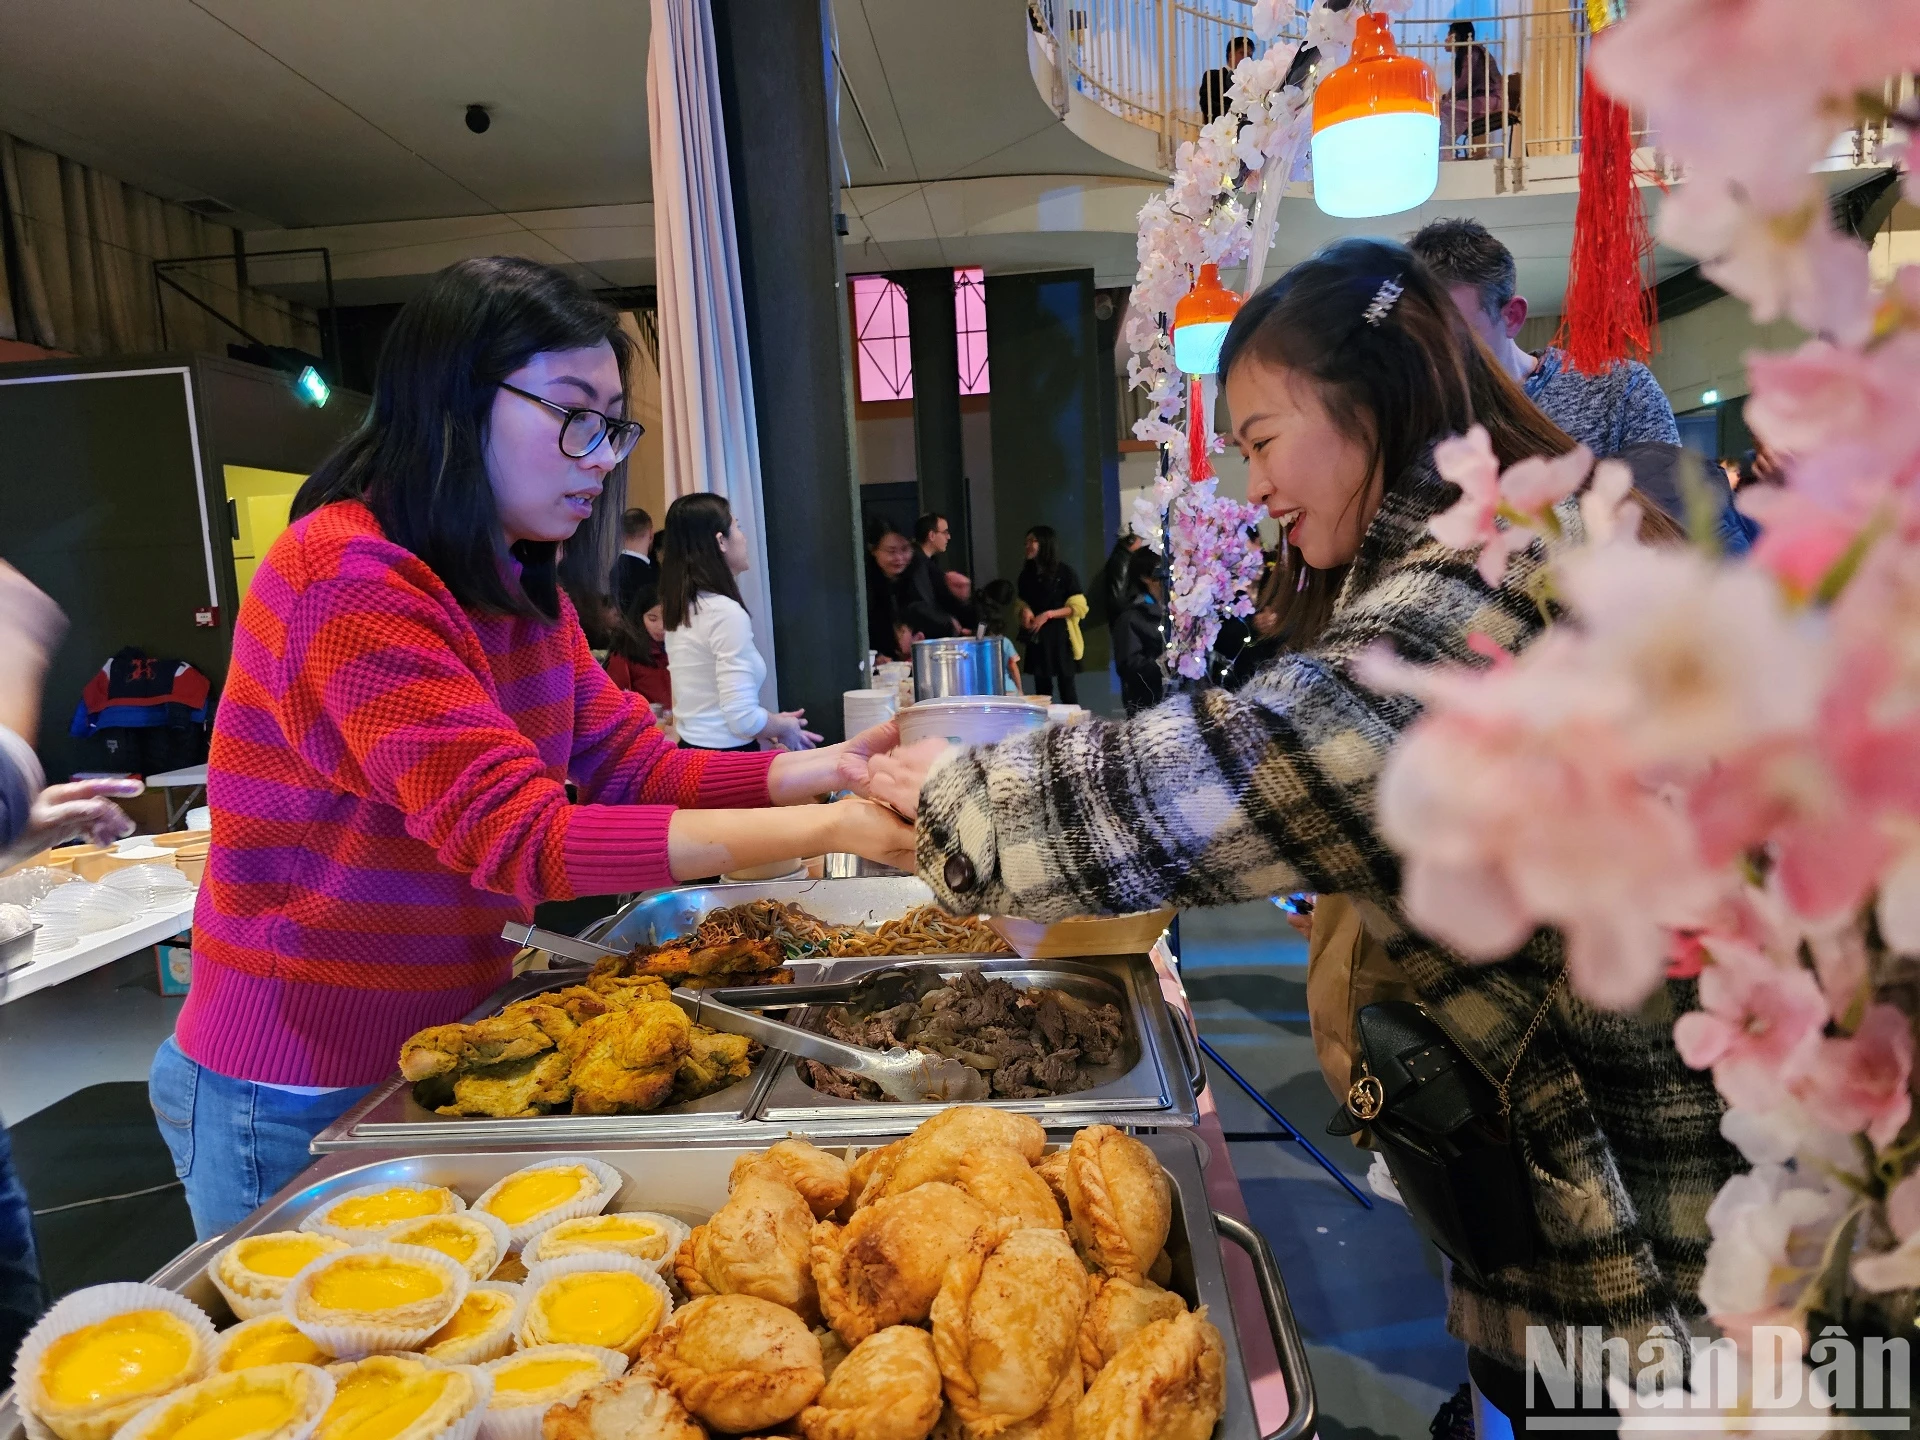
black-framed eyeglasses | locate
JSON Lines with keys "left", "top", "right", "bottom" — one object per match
{"left": 501, "top": 383, "right": 644, "bottom": 462}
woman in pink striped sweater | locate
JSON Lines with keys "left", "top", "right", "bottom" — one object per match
{"left": 151, "top": 257, "right": 913, "bottom": 1237}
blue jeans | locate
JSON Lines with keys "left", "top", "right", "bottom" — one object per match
{"left": 0, "top": 1122, "right": 45, "bottom": 1386}
{"left": 149, "top": 1038, "right": 373, "bottom": 1240}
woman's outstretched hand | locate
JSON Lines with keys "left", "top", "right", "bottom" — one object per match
{"left": 762, "top": 709, "right": 822, "bottom": 751}
{"left": 836, "top": 719, "right": 899, "bottom": 794}
{"left": 866, "top": 738, "right": 954, "bottom": 821}
{"left": 826, "top": 795, "right": 917, "bottom": 871}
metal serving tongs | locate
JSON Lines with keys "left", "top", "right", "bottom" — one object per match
{"left": 670, "top": 988, "right": 987, "bottom": 1104}
{"left": 498, "top": 924, "right": 987, "bottom": 1103}
{"left": 701, "top": 966, "right": 947, "bottom": 1014}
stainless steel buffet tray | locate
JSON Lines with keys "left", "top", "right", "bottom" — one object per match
{"left": 2, "top": 1135, "right": 1312, "bottom": 1440}
{"left": 754, "top": 954, "right": 1203, "bottom": 1136}
{"left": 313, "top": 961, "right": 831, "bottom": 1152}
{"left": 581, "top": 875, "right": 940, "bottom": 950}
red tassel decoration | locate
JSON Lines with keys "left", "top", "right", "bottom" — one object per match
{"left": 1554, "top": 70, "right": 1657, "bottom": 375}
{"left": 1187, "top": 375, "right": 1214, "bottom": 486}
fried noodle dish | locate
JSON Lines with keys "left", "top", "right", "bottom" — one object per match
{"left": 678, "top": 901, "right": 1012, "bottom": 960}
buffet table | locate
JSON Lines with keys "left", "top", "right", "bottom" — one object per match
{"left": 0, "top": 889, "right": 195, "bottom": 1004}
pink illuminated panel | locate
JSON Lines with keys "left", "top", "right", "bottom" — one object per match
{"left": 852, "top": 273, "right": 913, "bottom": 401}
{"left": 955, "top": 267, "right": 990, "bottom": 395}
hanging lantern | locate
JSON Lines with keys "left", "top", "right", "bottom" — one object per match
{"left": 1171, "top": 263, "right": 1241, "bottom": 376}
{"left": 1309, "top": 12, "right": 1439, "bottom": 219}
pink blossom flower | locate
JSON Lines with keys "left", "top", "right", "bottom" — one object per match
{"left": 1672, "top": 940, "right": 1827, "bottom": 1109}
{"left": 1429, "top": 427, "right": 1593, "bottom": 586}
{"left": 1888, "top": 1171, "right": 1920, "bottom": 1243}
{"left": 1699, "top": 1163, "right": 1849, "bottom": 1328}
{"left": 1746, "top": 333, "right": 1920, "bottom": 493}
{"left": 1788, "top": 1003, "right": 1914, "bottom": 1149}
{"left": 1556, "top": 543, "right": 1826, "bottom": 767}
{"left": 1579, "top": 459, "right": 1639, "bottom": 545}
{"left": 1852, "top": 1171, "right": 1920, "bottom": 1293}
{"left": 1657, "top": 183, "right": 1873, "bottom": 346}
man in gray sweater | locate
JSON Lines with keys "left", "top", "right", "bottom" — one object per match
{"left": 1409, "top": 217, "right": 1679, "bottom": 457}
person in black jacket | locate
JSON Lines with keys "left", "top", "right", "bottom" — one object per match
{"left": 1109, "top": 546, "right": 1166, "bottom": 716}
{"left": 866, "top": 517, "right": 931, "bottom": 661}
{"left": 1096, "top": 532, "right": 1145, "bottom": 627}
{"left": 1198, "top": 35, "right": 1255, "bottom": 124}
{"left": 901, "top": 515, "right": 963, "bottom": 640}
{"left": 610, "top": 507, "right": 656, "bottom": 614}
{"left": 1016, "top": 525, "right": 1083, "bottom": 704}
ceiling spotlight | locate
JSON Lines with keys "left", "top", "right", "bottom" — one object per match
{"left": 294, "top": 365, "right": 331, "bottom": 408}
{"left": 465, "top": 105, "right": 491, "bottom": 134}
{"left": 1701, "top": 388, "right": 1719, "bottom": 406}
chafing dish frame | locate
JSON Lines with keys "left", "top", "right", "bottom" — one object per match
{"left": 0, "top": 1132, "right": 1312, "bottom": 1440}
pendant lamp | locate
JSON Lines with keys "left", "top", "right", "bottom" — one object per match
{"left": 1171, "top": 264, "right": 1241, "bottom": 376}
{"left": 1310, "top": 12, "right": 1439, "bottom": 219}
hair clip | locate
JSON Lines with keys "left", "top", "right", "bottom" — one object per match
{"left": 1362, "top": 276, "right": 1405, "bottom": 327}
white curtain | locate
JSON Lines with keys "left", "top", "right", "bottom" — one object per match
{"left": 646, "top": 0, "right": 779, "bottom": 712}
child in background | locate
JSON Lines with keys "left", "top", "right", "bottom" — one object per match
{"left": 975, "top": 578, "right": 1023, "bottom": 691}
{"left": 606, "top": 582, "right": 673, "bottom": 711}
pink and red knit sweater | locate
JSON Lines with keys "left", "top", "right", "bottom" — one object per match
{"left": 176, "top": 501, "right": 776, "bottom": 1086}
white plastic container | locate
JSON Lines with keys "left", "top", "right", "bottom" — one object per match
{"left": 897, "top": 696, "right": 1048, "bottom": 750}
{"left": 842, "top": 687, "right": 897, "bottom": 739}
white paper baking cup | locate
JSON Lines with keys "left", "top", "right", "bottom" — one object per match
{"left": 383, "top": 1212, "right": 514, "bottom": 1284}
{"left": 208, "top": 1233, "right": 352, "bottom": 1322}
{"left": 519, "top": 1211, "right": 690, "bottom": 1275}
{"left": 477, "top": 1346, "right": 627, "bottom": 1440}
{"left": 14, "top": 1282, "right": 220, "bottom": 1440}
{"left": 209, "top": 1314, "right": 336, "bottom": 1372}
{"left": 112, "top": 1364, "right": 335, "bottom": 1440}
{"left": 284, "top": 1244, "right": 472, "bottom": 1360}
{"left": 513, "top": 1254, "right": 672, "bottom": 1357}
{"left": 419, "top": 1283, "right": 522, "bottom": 1368}
{"left": 470, "top": 1158, "right": 623, "bottom": 1248}
{"left": 298, "top": 1182, "right": 467, "bottom": 1243}
{"left": 325, "top": 1363, "right": 494, "bottom": 1440}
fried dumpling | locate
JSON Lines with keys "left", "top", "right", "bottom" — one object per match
{"left": 676, "top": 1159, "right": 818, "bottom": 1321}
{"left": 811, "top": 1182, "right": 990, "bottom": 1346}
{"left": 1071, "top": 1308, "right": 1225, "bottom": 1440}
{"left": 542, "top": 1364, "right": 703, "bottom": 1440}
{"left": 955, "top": 1146, "right": 1063, "bottom": 1231}
{"left": 1078, "top": 1275, "right": 1186, "bottom": 1383}
{"left": 1063, "top": 1128, "right": 1170, "bottom": 1280}
{"left": 640, "top": 1294, "right": 825, "bottom": 1435}
{"left": 876, "top": 1108, "right": 1045, "bottom": 1200}
{"left": 734, "top": 1139, "right": 852, "bottom": 1222}
{"left": 797, "top": 1325, "right": 942, "bottom": 1440}
{"left": 931, "top": 1222, "right": 1087, "bottom": 1436}
{"left": 1033, "top": 1151, "right": 1071, "bottom": 1214}
{"left": 844, "top": 1140, "right": 906, "bottom": 1216}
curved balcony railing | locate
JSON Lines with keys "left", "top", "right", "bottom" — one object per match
{"left": 1030, "top": 0, "right": 1909, "bottom": 180}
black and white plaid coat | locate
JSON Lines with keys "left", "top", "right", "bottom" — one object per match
{"left": 915, "top": 458, "right": 1736, "bottom": 1368}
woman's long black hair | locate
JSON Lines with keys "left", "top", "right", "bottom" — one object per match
{"left": 293, "top": 256, "right": 632, "bottom": 623}
{"left": 658, "top": 492, "right": 744, "bottom": 631}
{"left": 1024, "top": 525, "right": 1061, "bottom": 577}
{"left": 1218, "top": 236, "right": 1575, "bottom": 648}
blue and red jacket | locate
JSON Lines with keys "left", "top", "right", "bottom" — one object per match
{"left": 70, "top": 648, "right": 211, "bottom": 736}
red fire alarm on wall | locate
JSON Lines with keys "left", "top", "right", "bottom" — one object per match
{"left": 194, "top": 606, "right": 220, "bottom": 628}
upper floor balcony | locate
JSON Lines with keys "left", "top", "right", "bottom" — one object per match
{"left": 1026, "top": 0, "right": 1909, "bottom": 198}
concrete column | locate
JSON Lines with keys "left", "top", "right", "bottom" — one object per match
{"left": 710, "top": 0, "right": 866, "bottom": 741}
{"left": 898, "top": 267, "right": 969, "bottom": 571}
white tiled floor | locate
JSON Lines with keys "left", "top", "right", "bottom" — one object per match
{"left": 0, "top": 951, "right": 183, "bottom": 1123}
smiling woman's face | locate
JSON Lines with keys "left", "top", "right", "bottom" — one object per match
{"left": 1225, "top": 357, "right": 1381, "bottom": 570}
{"left": 487, "top": 342, "right": 624, "bottom": 546}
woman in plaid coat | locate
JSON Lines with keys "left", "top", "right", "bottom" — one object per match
{"left": 869, "top": 238, "right": 1734, "bottom": 1413}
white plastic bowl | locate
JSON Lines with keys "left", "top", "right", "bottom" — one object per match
{"left": 897, "top": 696, "right": 1048, "bottom": 750}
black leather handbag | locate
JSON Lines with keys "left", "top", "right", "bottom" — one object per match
{"left": 1327, "top": 974, "right": 1562, "bottom": 1286}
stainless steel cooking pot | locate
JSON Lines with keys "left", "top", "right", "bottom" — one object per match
{"left": 912, "top": 635, "right": 1016, "bottom": 699}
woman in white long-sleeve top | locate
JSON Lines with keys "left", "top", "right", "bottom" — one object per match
{"left": 659, "top": 493, "right": 819, "bottom": 752}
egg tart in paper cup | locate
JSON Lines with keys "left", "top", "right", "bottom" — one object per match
{"left": 299, "top": 1185, "right": 465, "bottom": 1244}
{"left": 519, "top": 1213, "right": 687, "bottom": 1273}
{"left": 514, "top": 1255, "right": 670, "bottom": 1361}
{"left": 17, "top": 1282, "right": 219, "bottom": 1440}
{"left": 318, "top": 1357, "right": 436, "bottom": 1433}
{"left": 470, "top": 1160, "right": 621, "bottom": 1248}
{"left": 418, "top": 1284, "right": 519, "bottom": 1368}
{"left": 212, "top": 1317, "right": 334, "bottom": 1375}
{"left": 285, "top": 1245, "right": 469, "bottom": 1359}
{"left": 378, "top": 1215, "right": 510, "bottom": 1285}
{"left": 476, "top": 1347, "right": 626, "bottom": 1440}
{"left": 314, "top": 1363, "right": 490, "bottom": 1440}
{"left": 112, "top": 1363, "right": 333, "bottom": 1440}
{"left": 211, "top": 1235, "right": 352, "bottom": 1322}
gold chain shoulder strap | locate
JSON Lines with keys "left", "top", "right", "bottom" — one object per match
{"left": 1346, "top": 967, "right": 1565, "bottom": 1122}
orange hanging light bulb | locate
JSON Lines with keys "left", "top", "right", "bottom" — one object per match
{"left": 1171, "top": 263, "right": 1241, "bottom": 376}
{"left": 1310, "top": 12, "right": 1440, "bottom": 219}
